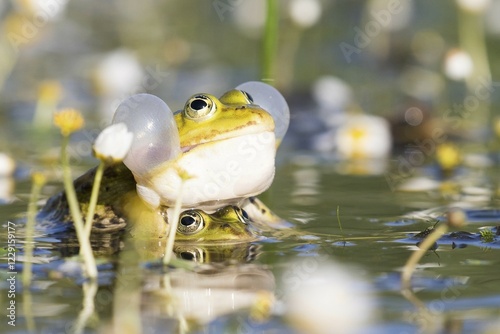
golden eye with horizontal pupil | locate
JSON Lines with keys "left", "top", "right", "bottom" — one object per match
{"left": 177, "top": 210, "right": 204, "bottom": 235}
{"left": 184, "top": 94, "right": 215, "bottom": 120}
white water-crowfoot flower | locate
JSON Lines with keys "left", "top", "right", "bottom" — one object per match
{"left": 93, "top": 123, "right": 134, "bottom": 163}
{"left": 284, "top": 259, "right": 376, "bottom": 334}
{"left": 443, "top": 49, "right": 474, "bottom": 81}
{"left": 456, "top": 0, "right": 491, "bottom": 13}
{"left": 289, "top": 0, "right": 322, "bottom": 28}
{"left": 0, "top": 153, "right": 16, "bottom": 177}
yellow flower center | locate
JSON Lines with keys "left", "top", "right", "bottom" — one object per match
{"left": 349, "top": 127, "right": 367, "bottom": 159}
{"left": 350, "top": 127, "right": 367, "bottom": 141}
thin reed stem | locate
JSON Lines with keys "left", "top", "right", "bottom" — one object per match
{"left": 457, "top": 8, "right": 492, "bottom": 128}
{"left": 400, "top": 224, "right": 448, "bottom": 290}
{"left": 73, "top": 280, "right": 98, "bottom": 334}
{"left": 163, "top": 182, "right": 185, "bottom": 265}
{"left": 113, "top": 230, "right": 142, "bottom": 334}
{"left": 23, "top": 173, "right": 45, "bottom": 288}
{"left": 61, "top": 135, "right": 98, "bottom": 280}
{"left": 336, "top": 205, "right": 346, "bottom": 245}
{"left": 261, "top": 0, "right": 279, "bottom": 84}
{"left": 83, "top": 161, "right": 105, "bottom": 239}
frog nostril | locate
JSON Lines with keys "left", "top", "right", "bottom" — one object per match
{"left": 241, "top": 90, "right": 253, "bottom": 103}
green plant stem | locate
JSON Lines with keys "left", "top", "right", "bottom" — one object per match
{"left": 23, "top": 177, "right": 44, "bottom": 288}
{"left": 160, "top": 274, "right": 188, "bottom": 333}
{"left": 113, "top": 233, "right": 142, "bottom": 334}
{"left": 458, "top": 8, "right": 492, "bottom": 128}
{"left": 163, "top": 182, "right": 185, "bottom": 265}
{"left": 0, "top": 34, "right": 18, "bottom": 94}
{"left": 83, "top": 161, "right": 105, "bottom": 240}
{"left": 401, "top": 224, "right": 448, "bottom": 291}
{"left": 73, "top": 280, "right": 98, "bottom": 334}
{"left": 23, "top": 290, "right": 36, "bottom": 333}
{"left": 458, "top": 9, "right": 491, "bottom": 85}
{"left": 261, "top": 0, "right": 279, "bottom": 84}
{"left": 336, "top": 205, "right": 346, "bottom": 244}
{"left": 61, "top": 135, "right": 98, "bottom": 280}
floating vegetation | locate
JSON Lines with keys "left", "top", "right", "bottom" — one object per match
{"left": 479, "top": 228, "right": 495, "bottom": 243}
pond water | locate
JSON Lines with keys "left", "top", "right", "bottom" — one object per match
{"left": 2, "top": 142, "right": 500, "bottom": 333}
{"left": 2, "top": 1, "right": 500, "bottom": 333}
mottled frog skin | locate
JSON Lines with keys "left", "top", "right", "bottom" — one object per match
{"left": 40, "top": 83, "right": 289, "bottom": 244}
{"left": 39, "top": 163, "right": 135, "bottom": 233}
{"left": 39, "top": 163, "right": 263, "bottom": 244}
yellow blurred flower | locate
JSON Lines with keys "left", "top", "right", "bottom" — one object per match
{"left": 31, "top": 171, "right": 47, "bottom": 186}
{"left": 436, "top": 142, "right": 461, "bottom": 172}
{"left": 53, "top": 108, "right": 85, "bottom": 136}
{"left": 4, "top": 13, "right": 25, "bottom": 36}
{"left": 250, "top": 290, "right": 275, "bottom": 322}
{"left": 38, "top": 80, "right": 62, "bottom": 103}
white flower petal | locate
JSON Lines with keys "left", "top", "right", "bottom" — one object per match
{"left": 0, "top": 153, "right": 16, "bottom": 177}
{"left": 456, "top": 0, "right": 491, "bottom": 13}
{"left": 444, "top": 49, "right": 474, "bottom": 81}
{"left": 289, "top": 0, "right": 322, "bottom": 28}
{"left": 93, "top": 122, "right": 134, "bottom": 162}
{"left": 284, "top": 259, "right": 376, "bottom": 334}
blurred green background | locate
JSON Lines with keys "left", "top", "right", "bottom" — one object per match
{"left": 1, "top": 0, "right": 499, "bottom": 131}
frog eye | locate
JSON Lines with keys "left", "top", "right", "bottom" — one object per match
{"left": 184, "top": 94, "right": 215, "bottom": 120}
{"left": 236, "top": 81, "right": 290, "bottom": 142}
{"left": 178, "top": 248, "right": 205, "bottom": 262}
{"left": 177, "top": 210, "right": 204, "bottom": 235}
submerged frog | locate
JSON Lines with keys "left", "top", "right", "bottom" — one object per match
{"left": 175, "top": 205, "right": 256, "bottom": 243}
{"left": 40, "top": 82, "right": 289, "bottom": 243}
{"left": 40, "top": 164, "right": 259, "bottom": 250}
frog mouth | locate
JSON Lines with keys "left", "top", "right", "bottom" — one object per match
{"left": 180, "top": 128, "right": 274, "bottom": 153}
{"left": 178, "top": 107, "right": 276, "bottom": 153}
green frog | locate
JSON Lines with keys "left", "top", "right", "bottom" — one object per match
{"left": 40, "top": 82, "right": 289, "bottom": 243}
{"left": 115, "top": 85, "right": 287, "bottom": 212}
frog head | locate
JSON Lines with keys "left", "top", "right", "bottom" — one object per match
{"left": 112, "top": 82, "right": 289, "bottom": 210}
{"left": 174, "top": 205, "right": 257, "bottom": 244}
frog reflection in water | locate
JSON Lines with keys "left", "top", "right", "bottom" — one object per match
{"left": 40, "top": 82, "right": 289, "bottom": 244}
